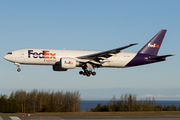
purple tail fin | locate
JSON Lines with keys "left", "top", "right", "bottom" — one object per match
{"left": 138, "top": 30, "right": 167, "bottom": 55}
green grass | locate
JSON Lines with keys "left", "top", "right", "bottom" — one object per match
{"left": 0, "top": 111, "right": 180, "bottom": 116}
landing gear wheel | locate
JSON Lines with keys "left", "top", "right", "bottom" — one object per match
{"left": 88, "top": 71, "right": 92, "bottom": 74}
{"left": 85, "top": 70, "right": 88, "bottom": 73}
{"left": 79, "top": 71, "right": 83, "bottom": 75}
{"left": 17, "top": 68, "right": 21, "bottom": 72}
{"left": 87, "top": 74, "right": 90, "bottom": 77}
{"left": 83, "top": 72, "right": 86, "bottom": 76}
{"left": 92, "top": 72, "right": 96, "bottom": 76}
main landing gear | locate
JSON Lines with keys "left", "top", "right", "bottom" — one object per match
{"left": 15, "top": 63, "right": 21, "bottom": 72}
{"left": 79, "top": 63, "right": 96, "bottom": 77}
{"left": 79, "top": 70, "right": 96, "bottom": 77}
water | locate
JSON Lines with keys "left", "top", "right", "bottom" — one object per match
{"left": 80, "top": 100, "right": 180, "bottom": 111}
{"left": 81, "top": 100, "right": 109, "bottom": 111}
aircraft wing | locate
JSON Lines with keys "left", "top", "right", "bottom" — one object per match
{"left": 147, "top": 54, "right": 174, "bottom": 60}
{"left": 77, "top": 43, "right": 138, "bottom": 62}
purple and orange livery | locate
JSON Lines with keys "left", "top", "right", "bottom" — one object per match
{"left": 4, "top": 29, "right": 174, "bottom": 77}
{"left": 28, "top": 50, "right": 56, "bottom": 59}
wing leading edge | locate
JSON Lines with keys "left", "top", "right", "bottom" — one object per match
{"left": 77, "top": 43, "right": 138, "bottom": 62}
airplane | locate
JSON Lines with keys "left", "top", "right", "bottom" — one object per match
{"left": 4, "top": 29, "right": 174, "bottom": 77}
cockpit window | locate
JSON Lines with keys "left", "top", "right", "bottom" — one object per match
{"left": 7, "top": 52, "right": 12, "bottom": 55}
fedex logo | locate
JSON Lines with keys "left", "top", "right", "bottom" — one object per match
{"left": 64, "top": 61, "right": 73, "bottom": 64}
{"left": 28, "top": 50, "right": 56, "bottom": 59}
{"left": 148, "top": 43, "right": 159, "bottom": 48}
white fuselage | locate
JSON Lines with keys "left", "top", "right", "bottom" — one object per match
{"left": 4, "top": 48, "right": 137, "bottom": 68}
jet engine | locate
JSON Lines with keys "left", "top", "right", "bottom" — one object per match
{"left": 60, "top": 57, "right": 76, "bottom": 69}
{"left": 52, "top": 57, "right": 76, "bottom": 71}
{"left": 53, "top": 64, "right": 67, "bottom": 71}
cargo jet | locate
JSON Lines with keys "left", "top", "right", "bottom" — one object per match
{"left": 4, "top": 30, "right": 174, "bottom": 77}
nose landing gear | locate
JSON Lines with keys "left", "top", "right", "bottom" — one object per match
{"left": 17, "top": 68, "right": 21, "bottom": 72}
{"left": 15, "top": 63, "right": 21, "bottom": 72}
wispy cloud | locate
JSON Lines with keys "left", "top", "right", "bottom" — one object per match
{"left": 175, "top": 95, "right": 180, "bottom": 97}
{"left": 156, "top": 95, "right": 169, "bottom": 97}
{"left": 141, "top": 94, "right": 168, "bottom": 98}
{"left": 141, "top": 94, "right": 154, "bottom": 98}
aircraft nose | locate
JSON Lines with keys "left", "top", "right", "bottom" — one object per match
{"left": 4, "top": 55, "right": 11, "bottom": 61}
{"left": 4, "top": 55, "right": 8, "bottom": 60}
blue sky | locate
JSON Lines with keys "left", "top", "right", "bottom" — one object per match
{"left": 0, "top": 0, "right": 179, "bottom": 100}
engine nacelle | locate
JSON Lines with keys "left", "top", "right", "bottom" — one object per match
{"left": 61, "top": 57, "right": 76, "bottom": 69}
{"left": 53, "top": 64, "right": 67, "bottom": 71}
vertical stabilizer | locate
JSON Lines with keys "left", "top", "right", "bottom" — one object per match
{"left": 138, "top": 30, "right": 167, "bottom": 55}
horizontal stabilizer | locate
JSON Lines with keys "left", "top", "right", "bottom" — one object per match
{"left": 147, "top": 54, "right": 174, "bottom": 60}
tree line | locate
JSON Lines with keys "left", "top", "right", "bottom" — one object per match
{"left": 91, "top": 94, "right": 180, "bottom": 112}
{"left": 0, "top": 89, "right": 81, "bottom": 113}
